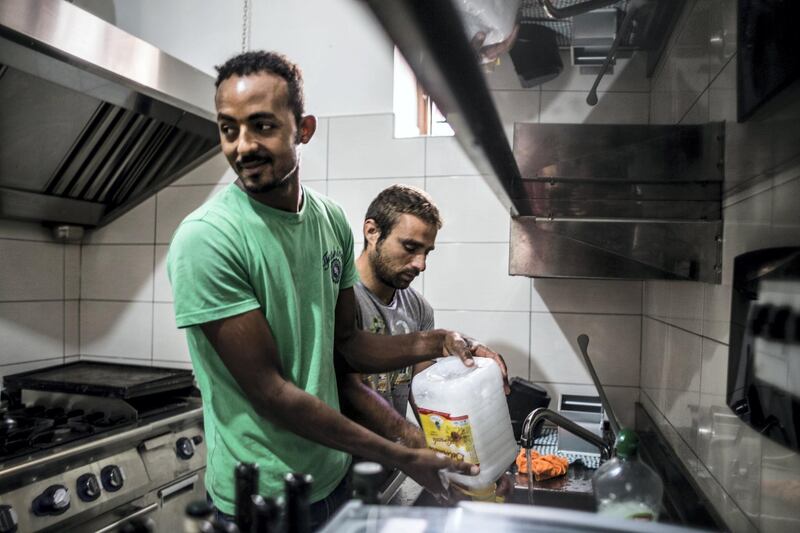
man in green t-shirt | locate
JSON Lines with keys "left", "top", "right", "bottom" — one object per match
{"left": 167, "top": 51, "right": 508, "bottom": 530}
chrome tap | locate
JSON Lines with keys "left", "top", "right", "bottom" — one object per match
{"left": 520, "top": 407, "right": 613, "bottom": 460}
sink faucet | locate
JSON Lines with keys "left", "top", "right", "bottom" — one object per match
{"left": 520, "top": 407, "right": 613, "bottom": 460}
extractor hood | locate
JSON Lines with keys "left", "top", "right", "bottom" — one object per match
{"left": 0, "top": 0, "right": 220, "bottom": 228}
{"left": 364, "top": 0, "right": 723, "bottom": 283}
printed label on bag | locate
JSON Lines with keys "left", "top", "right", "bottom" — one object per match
{"left": 418, "top": 407, "right": 479, "bottom": 465}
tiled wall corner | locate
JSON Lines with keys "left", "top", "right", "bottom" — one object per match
{"left": 641, "top": 0, "right": 800, "bottom": 530}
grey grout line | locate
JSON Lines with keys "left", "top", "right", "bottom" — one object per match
{"left": 0, "top": 236, "right": 57, "bottom": 244}
{"left": 533, "top": 381, "right": 639, "bottom": 389}
{"left": 62, "top": 243, "right": 66, "bottom": 363}
{"left": 81, "top": 242, "right": 160, "bottom": 247}
{"left": 325, "top": 118, "right": 330, "bottom": 189}
{"left": 434, "top": 309, "right": 641, "bottom": 316}
{"left": 639, "top": 282, "right": 645, "bottom": 389}
{"left": 72, "top": 299, "right": 156, "bottom": 304}
{"left": 0, "top": 356, "right": 67, "bottom": 369}
{"left": 644, "top": 315, "right": 729, "bottom": 346}
{"left": 0, "top": 299, "right": 75, "bottom": 304}
{"left": 527, "top": 281, "right": 532, "bottom": 381}
{"left": 151, "top": 194, "right": 158, "bottom": 364}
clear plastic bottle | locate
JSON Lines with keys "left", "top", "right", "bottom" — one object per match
{"left": 593, "top": 429, "right": 663, "bottom": 521}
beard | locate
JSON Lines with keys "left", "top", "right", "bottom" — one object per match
{"left": 370, "top": 243, "right": 418, "bottom": 290}
{"left": 238, "top": 171, "right": 289, "bottom": 194}
{"left": 236, "top": 151, "right": 299, "bottom": 194}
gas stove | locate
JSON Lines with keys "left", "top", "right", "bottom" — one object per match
{"left": 0, "top": 362, "right": 206, "bottom": 533}
{"left": 0, "top": 404, "right": 135, "bottom": 462}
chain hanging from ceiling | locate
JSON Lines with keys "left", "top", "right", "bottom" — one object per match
{"left": 241, "top": 0, "right": 251, "bottom": 52}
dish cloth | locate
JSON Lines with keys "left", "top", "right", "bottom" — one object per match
{"left": 515, "top": 448, "right": 569, "bottom": 481}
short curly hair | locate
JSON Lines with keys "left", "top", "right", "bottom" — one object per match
{"left": 214, "top": 51, "right": 305, "bottom": 125}
{"left": 364, "top": 185, "right": 443, "bottom": 247}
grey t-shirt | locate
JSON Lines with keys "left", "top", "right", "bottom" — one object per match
{"left": 354, "top": 281, "right": 434, "bottom": 417}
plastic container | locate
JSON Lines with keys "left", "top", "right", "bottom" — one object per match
{"left": 411, "top": 357, "right": 518, "bottom": 489}
{"left": 593, "top": 429, "right": 663, "bottom": 521}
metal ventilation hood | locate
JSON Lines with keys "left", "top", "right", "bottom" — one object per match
{"left": 510, "top": 122, "right": 724, "bottom": 283}
{"left": 365, "top": 0, "right": 723, "bottom": 283}
{"left": 0, "top": 0, "right": 220, "bottom": 228}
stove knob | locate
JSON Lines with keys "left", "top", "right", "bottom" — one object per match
{"left": 32, "top": 485, "right": 70, "bottom": 516}
{"left": 176, "top": 437, "right": 194, "bottom": 460}
{"left": 192, "top": 435, "right": 204, "bottom": 445}
{"left": 76, "top": 473, "right": 102, "bottom": 502}
{"left": 101, "top": 465, "right": 125, "bottom": 492}
{"left": 0, "top": 505, "right": 18, "bottom": 533}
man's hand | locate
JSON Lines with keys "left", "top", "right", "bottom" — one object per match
{"left": 397, "top": 423, "right": 427, "bottom": 449}
{"left": 442, "top": 332, "right": 511, "bottom": 394}
{"left": 403, "top": 449, "right": 479, "bottom": 498}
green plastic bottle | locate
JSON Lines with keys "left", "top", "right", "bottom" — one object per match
{"left": 593, "top": 429, "right": 663, "bottom": 521}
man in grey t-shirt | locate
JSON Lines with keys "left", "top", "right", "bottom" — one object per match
{"left": 338, "top": 185, "right": 515, "bottom": 499}
{"left": 338, "top": 184, "right": 442, "bottom": 446}
{"left": 354, "top": 278, "right": 434, "bottom": 417}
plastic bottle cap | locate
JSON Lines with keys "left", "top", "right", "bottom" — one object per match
{"left": 614, "top": 428, "right": 640, "bottom": 459}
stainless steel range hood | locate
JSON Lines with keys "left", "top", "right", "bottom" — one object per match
{"left": 365, "top": 0, "right": 723, "bottom": 283}
{"left": 0, "top": 0, "right": 220, "bottom": 228}
{"left": 510, "top": 122, "right": 724, "bottom": 283}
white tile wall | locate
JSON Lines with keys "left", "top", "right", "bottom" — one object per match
{"left": 172, "top": 153, "right": 236, "bottom": 187}
{"left": 435, "top": 310, "right": 530, "bottom": 381}
{"left": 423, "top": 243, "right": 530, "bottom": 312}
{"left": 424, "top": 136, "right": 479, "bottom": 177}
{"left": 0, "top": 220, "right": 51, "bottom": 241}
{"left": 155, "top": 184, "right": 227, "bottom": 244}
{"left": 84, "top": 197, "right": 156, "bottom": 245}
{"left": 483, "top": 53, "right": 525, "bottom": 91}
{"left": 426, "top": 176, "right": 510, "bottom": 243}
{"left": 328, "top": 115, "right": 425, "bottom": 179}
{"left": 80, "top": 301, "right": 153, "bottom": 360}
{"left": 65, "top": 301, "right": 79, "bottom": 357}
{"left": 327, "top": 177, "right": 426, "bottom": 245}
{"left": 152, "top": 302, "right": 191, "bottom": 363}
{"left": 541, "top": 51, "right": 651, "bottom": 93}
{"left": 771, "top": 176, "right": 800, "bottom": 246}
{"left": 0, "top": 241, "right": 64, "bottom": 301}
{"left": 153, "top": 245, "right": 172, "bottom": 302}
{"left": 702, "top": 282, "right": 731, "bottom": 344}
{"left": 700, "top": 336, "right": 727, "bottom": 396}
{"left": 65, "top": 244, "right": 81, "bottom": 300}
{"left": 491, "top": 90, "right": 540, "bottom": 141}
{"left": 660, "top": 280, "right": 705, "bottom": 335}
{"left": 301, "top": 117, "right": 329, "bottom": 181}
{"left": 536, "top": 382, "right": 639, "bottom": 430}
{"left": 0, "top": 301, "right": 65, "bottom": 365}
{"left": 641, "top": 1, "right": 800, "bottom": 529}
{"left": 80, "top": 245, "right": 155, "bottom": 301}
{"left": 540, "top": 91, "right": 650, "bottom": 124}
{"left": 531, "top": 279, "right": 642, "bottom": 314}
{"left": 0, "top": 221, "right": 76, "bottom": 377}
{"left": 80, "top": 355, "right": 154, "bottom": 367}
{"left": 529, "top": 312, "right": 640, "bottom": 387}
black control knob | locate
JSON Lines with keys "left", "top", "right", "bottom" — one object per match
{"left": 191, "top": 435, "right": 203, "bottom": 446}
{"left": 32, "top": 485, "right": 70, "bottom": 516}
{"left": 0, "top": 505, "right": 18, "bottom": 533}
{"left": 176, "top": 437, "right": 195, "bottom": 460}
{"left": 76, "top": 473, "right": 101, "bottom": 502}
{"left": 101, "top": 465, "right": 125, "bottom": 492}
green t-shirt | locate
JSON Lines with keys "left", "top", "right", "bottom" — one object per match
{"left": 167, "top": 183, "right": 357, "bottom": 513}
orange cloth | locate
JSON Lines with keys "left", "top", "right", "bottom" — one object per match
{"left": 516, "top": 449, "right": 569, "bottom": 481}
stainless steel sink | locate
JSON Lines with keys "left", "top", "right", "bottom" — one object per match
{"left": 507, "top": 486, "right": 597, "bottom": 511}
